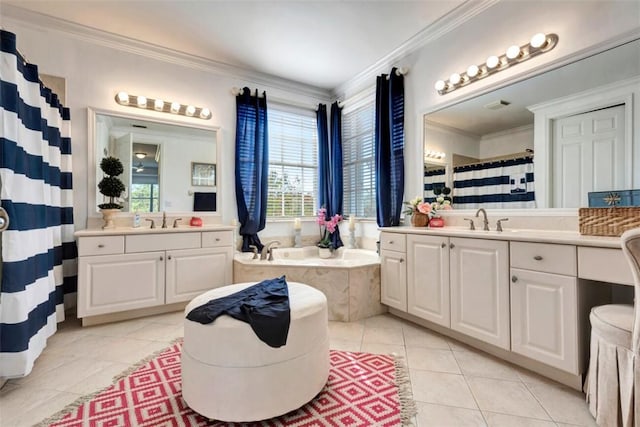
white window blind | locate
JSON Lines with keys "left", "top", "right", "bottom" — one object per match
{"left": 343, "top": 100, "right": 376, "bottom": 217}
{"left": 267, "top": 105, "right": 318, "bottom": 217}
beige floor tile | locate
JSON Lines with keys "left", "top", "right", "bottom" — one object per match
{"left": 8, "top": 351, "right": 76, "bottom": 386}
{"left": 467, "top": 377, "right": 551, "bottom": 420}
{"left": 406, "top": 347, "right": 460, "bottom": 374}
{"left": 328, "top": 320, "right": 365, "bottom": 342}
{"left": 516, "top": 367, "right": 563, "bottom": 386}
{"left": 144, "top": 310, "right": 186, "bottom": 325}
{"left": 403, "top": 324, "right": 451, "bottom": 349}
{"left": 454, "top": 350, "right": 521, "bottom": 381}
{"left": 362, "top": 326, "right": 405, "bottom": 345}
{"left": 526, "top": 382, "right": 597, "bottom": 426}
{"left": 83, "top": 318, "right": 149, "bottom": 337}
{"left": 126, "top": 321, "right": 184, "bottom": 341}
{"left": 0, "top": 386, "right": 80, "bottom": 427}
{"left": 410, "top": 370, "right": 478, "bottom": 409}
{"left": 447, "top": 339, "right": 477, "bottom": 352}
{"left": 483, "top": 411, "right": 557, "bottom": 427}
{"left": 19, "top": 357, "right": 114, "bottom": 392}
{"left": 416, "top": 402, "right": 487, "bottom": 427}
{"left": 360, "top": 343, "right": 406, "bottom": 358}
{"left": 329, "top": 339, "right": 362, "bottom": 352}
{"left": 363, "top": 313, "right": 406, "bottom": 330}
{"left": 65, "top": 361, "right": 130, "bottom": 395}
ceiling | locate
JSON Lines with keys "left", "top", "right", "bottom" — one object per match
{"left": 4, "top": 0, "right": 465, "bottom": 90}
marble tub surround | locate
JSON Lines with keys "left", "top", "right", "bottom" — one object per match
{"left": 234, "top": 248, "right": 384, "bottom": 322}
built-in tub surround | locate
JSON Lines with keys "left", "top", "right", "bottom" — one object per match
{"left": 234, "top": 247, "right": 384, "bottom": 322}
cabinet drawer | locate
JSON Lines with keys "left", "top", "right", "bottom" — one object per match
{"left": 380, "top": 232, "right": 406, "bottom": 252}
{"left": 578, "top": 247, "right": 633, "bottom": 286}
{"left": 126, "top": 233, "right": 201, "bottom": 253}
{"left": 202, "top": 231, "right": 233, "bottom": 248}
{"left": 511, "top": 242, "right": 576, "bottom": 276}
{"left": 78, "top": 235, "right": 124, "bottom": 256}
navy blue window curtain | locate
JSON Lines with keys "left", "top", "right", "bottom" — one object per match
{"left": 317, "top": 102, "right": 343, "bottom": 249}
{"left": 375, "top": 67, "right": 405, "bottom": 227}
{"left": 235, "top": 87, "right": 268, "bottom": 252}
{"left": 0, "top": 30, "right": 77, "bottom": 378}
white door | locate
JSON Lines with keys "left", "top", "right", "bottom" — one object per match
{"left": 77, "top": 251, "right": 165, "bottom": 317}
{"left": 380, "top": 249, "right": 407, "bottom": 311}
{"left": 450, "top": 238, "right": 510, "bottom": 349}
{"left": 165, "top": 247, "right": 232, "bottom": 304}
{"left": 552, "top": 105, "right": 626, "bottom": 208}
{"left": 510, "top": 268, "right": 578, "bottom": 373}
{"left": 407, "top": 234, "right": 450, "bottom": 326}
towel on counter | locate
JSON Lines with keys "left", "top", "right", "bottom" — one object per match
{"left": 186, "top": 276, "right": 291, "bottom": 348}
{"left": 193, "top": 192, "right": 216, "bottom": 211}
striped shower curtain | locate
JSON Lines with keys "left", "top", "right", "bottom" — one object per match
{"left": 452, "top": 156, "right": 535, "bottom": 209}
{"left": 0, "top": 30, "right": 77, "bottom": 378}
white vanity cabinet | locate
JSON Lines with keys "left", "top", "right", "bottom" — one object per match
{"left": 380, "top": 232, "right": 407, "bottom": 311}
{"left": 450, "top": 238, "right": 510, "bottom": 350}
{"left": 77, "top": 228, "right": 234, "bottom": 324}
{"left": 407, "top": 234, "right": 450, "bottom": 327}
{"left": 510, "top": 242, "right": 578, "bottom": 373}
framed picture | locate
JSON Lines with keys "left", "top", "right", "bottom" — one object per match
{"left": 191, "top": 162, "right": 216, "bottom": 187}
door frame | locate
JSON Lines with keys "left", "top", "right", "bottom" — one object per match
{"left": 529, "top": 76, "right": 638, "bottom": 208}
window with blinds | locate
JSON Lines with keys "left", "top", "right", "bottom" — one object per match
{"left": 267, "top": 106, "right": 318, "bottom": 217}
{"left": 343, "top": 100, "right": 376, "bottom": 217}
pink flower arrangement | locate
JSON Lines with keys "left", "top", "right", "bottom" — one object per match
{"left": 317, "top": 207, "right": 342, "bottom": 249}
{"left": 417, "top": 202, "right": 432, "bottom": 215}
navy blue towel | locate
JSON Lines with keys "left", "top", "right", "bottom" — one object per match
{"left": 186, "top": 276, "right": 291, "bottom": 348}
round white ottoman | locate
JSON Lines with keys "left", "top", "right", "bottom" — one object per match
{"left": 181, "top": 281, "right": 329, "bottom": 422}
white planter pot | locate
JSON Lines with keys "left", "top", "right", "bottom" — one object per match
{"left": 318, "top": 247, "right": 332, "bottom": 259}
{"left": 100, "top": 208, "right": 121, "bottom": 229}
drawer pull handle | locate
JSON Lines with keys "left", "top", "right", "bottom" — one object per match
{"left": 98, "top": 244, "right": 105, "bottom": 248}
{"left": 389, "top": 240, "right": 394, "bottom": 244}
{"left": 450, "top": 243, "right": 455, "bottom": 249}
{"left": 533, "top": 255, "right": 543, "bottom": 261}
{"left": 441, "top": 242, "right": 446, "bottom": 248}
{"left": 215, "top": 238, "right": 220, "bottom": 242}
{"left": 512, "top": 275, "right": 518, "bottom": 283}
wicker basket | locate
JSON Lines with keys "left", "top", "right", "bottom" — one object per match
{"left": 578, "top": 207, "right": 640, "bottom": 236}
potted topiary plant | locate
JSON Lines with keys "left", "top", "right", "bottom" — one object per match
{"left": 97, "top": 156, "right": 126, "bottom": 229}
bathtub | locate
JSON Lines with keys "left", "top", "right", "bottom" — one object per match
{"left": 233, "top": 247, "right": 385, "bottom": 322}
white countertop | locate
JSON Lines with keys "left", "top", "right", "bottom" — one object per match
{"left": 379, "top": 226, "right": 623, "bottom": 249}
{"left": 75, "top": 224, "right": 235, "bottom": 237}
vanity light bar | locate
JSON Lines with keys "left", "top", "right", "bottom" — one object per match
{"left": 115, "top": 92, "right": 212, "bottom": 120}
{"left": 425, "top": 150, "right": 446, "bottom": 160}
{"left": 435, "top": 33, "right": 558, "bottom": 95}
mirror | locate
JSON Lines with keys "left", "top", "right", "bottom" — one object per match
{"left": 90, "top": 109, "right": 219, "bottom": 214}
{"left": 423, "top": 162, "right": 447, "bottom": 203}
{"left": 424, "top": 38, "right": 640, "bottom": 209}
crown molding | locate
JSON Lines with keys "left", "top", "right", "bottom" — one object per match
{"left": 332, "top": 0, "right": 500, "bottom": 98}
{"left": 424, "top": 119, "right": 479, "bottom": 139}
{"left": 2, "top": 4, "right": 331, "bottom": 101}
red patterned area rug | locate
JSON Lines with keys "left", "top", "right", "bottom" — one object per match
{"left": 37, "top": 340, "right": 416, "bottom": 426}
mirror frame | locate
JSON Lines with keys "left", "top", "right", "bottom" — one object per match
{"left": 419, "top": 32, "right": 640, "bottom": 217}
{"left": 87, "top": 107, "right": 222, "bottom": 221}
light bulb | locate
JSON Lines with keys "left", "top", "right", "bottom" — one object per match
{"left": 135, "top": 152, "right": 146, "bottom": 159}
{"left": 200, "top": 108, "right": 211, "bottom": 119}
{"left": 449, "top": 73, "right": 461, "bottom": 85}
{"left": 506, "top": 45, "right": 521, "bottom": 59}
{"left": 170, "top": 102, "right": 180, "bottom": 114}
{"left": 466, "top": 65, "right": 479, "bottom": 78}
{"left": 486, "top": 55, "right": 500, "bottom": 69}
{"left": 137, "top": 96, "right": 147, "bottom": 108}
{"left": 434, "top": 80, "right": 446, "bottom": 91}
{"left": 154, "top": 99, "right": 164, "bottom": 111}
{"left": 116, "top": 91, "right": 129, "bottom": 105}
{"left": 530, "top": 33, "right": 547, "bottom": 49}
{"left": 185, "top": 105, "right": 196, "bottom": 116}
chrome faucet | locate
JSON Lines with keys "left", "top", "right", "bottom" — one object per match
{"left": 261, "top": 240, "right": 281, "bottom": 261}
{"left": 475, "top": 208, "right": 490, "bottom": 231}
{"left": 249, "top": 245, "right": 259, "bottom": 260}
{"left": 145, "top": 218, "right": 155, "bottom": 229}
{"left": 173, "top": 218, "right": 182, "bottom": 228}
{"left": 161, "top": 211, "right": 167, "bottom": 228}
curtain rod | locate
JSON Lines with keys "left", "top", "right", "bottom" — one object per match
{"left": 336, "top": 67, "right": 409, "bottom": 108}
{"left": 230, "top": 86, "right": 321, "bottom": 111}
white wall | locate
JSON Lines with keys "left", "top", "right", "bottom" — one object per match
{"left": 479, "top": 126, "right": 534, "bottom": 159}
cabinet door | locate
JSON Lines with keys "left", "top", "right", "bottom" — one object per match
{"left": 407, "top": 234, "right": 450, "bottom": 326}
{"left": 165, "top": 247, "right": 233, "bottom": 304}
{"left": 78, "top": 252, "right": 165, "bottom": 317}
{"left": 380, "top": 249, "right": 407, "bottom": 311}
{"left": 450, "top": 238, "right": 510, "bottom": 349}
{"left": 511, "top": 268, "right": 578, "bottom": 373}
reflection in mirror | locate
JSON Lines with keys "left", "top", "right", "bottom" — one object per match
{"left": 423, "top": 162, "right": 447, "bottom": 203}
{"left": 424, "top": 38, "right": 640, "bottom": 209}
{"left": 94, "top": 112, "right": 218, "bottom": 213}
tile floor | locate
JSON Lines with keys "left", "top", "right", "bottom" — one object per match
{"left": 0, "top": 312, "right": 597, "bottom": 427}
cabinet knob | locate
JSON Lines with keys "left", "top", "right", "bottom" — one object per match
{"left": 98, "top": 244, "right": 104, "bottom": 248}
{"left": 160, "top": 256, "right": 163, "bottom": 261}
{"left": 215, "top": 238, "right": 220, "bottom": 242}
{"left": 168, "top": 255, "right": 172, "bottom": 260}
{"left": 512, "top": 275, "right": 518, "bottom": 283}
{"left": 399, "top": 258, "right": 404, "bottom": 263}
{"left": 450, "top": 243, "right": 455, "bottom": 249}
{"left": 389, "top": 240, "right": 394, "bottom": 244}
{"left": 533, "top": 255, "right": 543, "bottom": 261}
{"left": 441, "top": 242, "right": 446, "bottom": 248}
